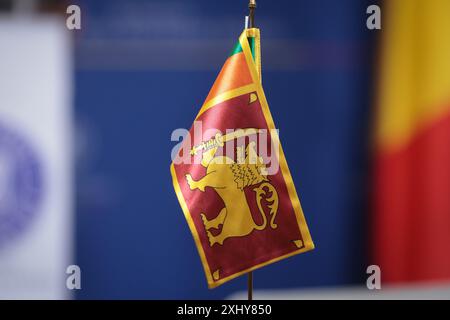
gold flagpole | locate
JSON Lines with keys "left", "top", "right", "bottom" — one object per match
{"left": 247, "top": 0, "right": 256, "bottom": 301}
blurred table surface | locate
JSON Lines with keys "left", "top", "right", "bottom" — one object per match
{"left": 228, "top": 284, "right": 450, "bottom": 300}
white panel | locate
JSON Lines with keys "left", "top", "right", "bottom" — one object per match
{"left": 0, "top": 17, "right": 73, "bottom": 299}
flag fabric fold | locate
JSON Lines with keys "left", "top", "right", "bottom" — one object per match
{"left": 171, "top": 28, "right": 314, "bottom": 288}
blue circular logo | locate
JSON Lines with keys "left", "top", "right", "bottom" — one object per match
{"left": 0, "top": 122, "right": 43, "bottom": 249}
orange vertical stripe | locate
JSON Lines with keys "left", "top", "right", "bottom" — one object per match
{"left": 203, "top": 52, "right": 253, "bottom": 105}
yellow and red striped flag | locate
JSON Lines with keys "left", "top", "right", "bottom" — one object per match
{"left": 171, "top": 28, "right": 314, "bottom": 288}
{"left": 373, "top": 0, "right": 450, "bottom": 283}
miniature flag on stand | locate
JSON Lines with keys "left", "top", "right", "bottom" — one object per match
{"left": 171, "top": 28, "right": 314, "bottom": 288}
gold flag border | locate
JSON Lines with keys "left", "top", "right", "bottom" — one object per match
{"left": 170, "top": 28, "right": 314, "bottom": 289}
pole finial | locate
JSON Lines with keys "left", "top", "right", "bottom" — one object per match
{"left": 248, "top": 0, "right": 256, "bottom": 28}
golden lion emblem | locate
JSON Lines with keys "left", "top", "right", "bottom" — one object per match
{"left": 186, "top": 130, "right": 279, "bottom": 246}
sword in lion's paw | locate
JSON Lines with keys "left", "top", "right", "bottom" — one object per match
{"left": 190, "top": 128, "right": 263, "bottom": 156}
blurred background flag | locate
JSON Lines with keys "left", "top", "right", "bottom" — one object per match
{"left": 0, "top": 17, "right": 73, "bottom": 299}
{"left": 373, "top": 0, "right": 450, "bottom": 283}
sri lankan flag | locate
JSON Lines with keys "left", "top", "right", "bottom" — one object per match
{"left": 373, "top": 0, "right": 450, "bottom": 283}
{"left": 171, "top": 28, "right": 314, "bottom": 288}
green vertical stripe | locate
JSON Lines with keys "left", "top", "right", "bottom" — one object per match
{"left": 230, "top": 41, "right": 243, "bottom": 56}
{"left": 229, "top": 37, "right": 256, "bottom": 60}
